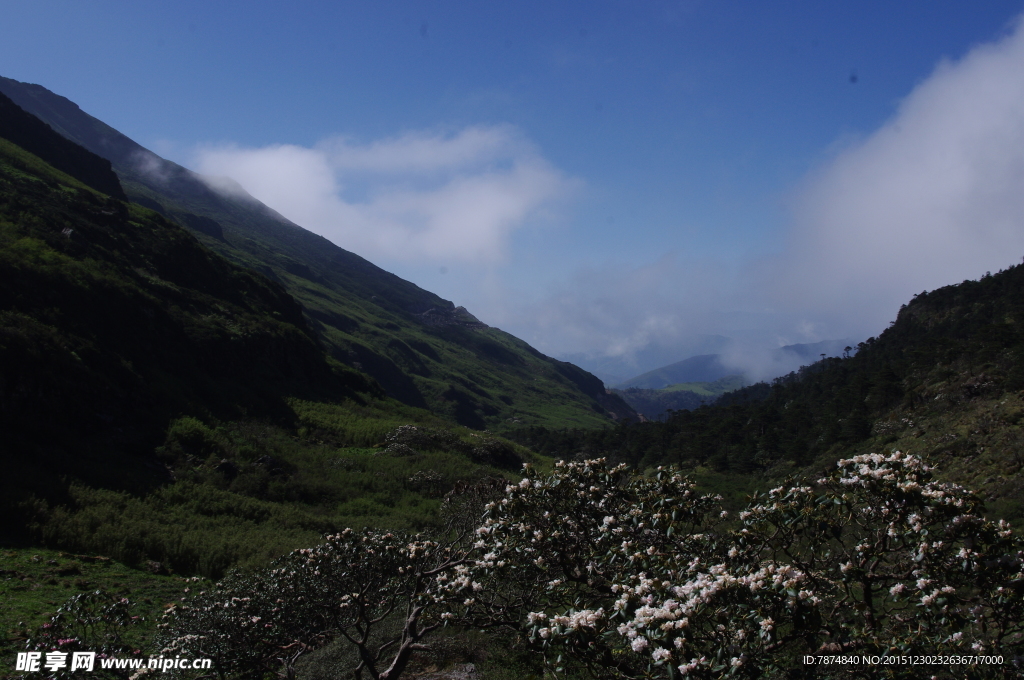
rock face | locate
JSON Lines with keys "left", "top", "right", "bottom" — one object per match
{"left": 178, "top": 212, "right": 226, "bottom": 241}
{"left": 415, "top": 305, "right": 488, "bottom": 329}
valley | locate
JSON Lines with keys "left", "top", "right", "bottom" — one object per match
{"left": 2, "top": 75, "right": 1023, "bottom": 678}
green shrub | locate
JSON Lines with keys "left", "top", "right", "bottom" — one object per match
{"left": 162, "top": 416, "right": 226, "bottom": 459}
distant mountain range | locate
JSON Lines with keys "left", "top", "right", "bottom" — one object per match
{"left": 602, "top": 339, "right": 854, "bottom": 419}
{"left": 610, "top": 339, "right": 854, "bottom": 390}
{"left": 560, "top": 335, "right": 733, "bottom": 386}
{"left": 615, "top": 354, "right": 736, "bottom": 390}
{"left": 612, "top": 375, "right": 748, "bottom": 421}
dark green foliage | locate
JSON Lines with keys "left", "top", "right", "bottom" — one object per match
{"left": 163, "top": 416, "right": 227, "bottom": 459}
{"left": 507, "top": 263, "right": 1024, "bottom": 483}
{"left": 24, "top": 590, "right": 148, "bottom": 679}
{"left": 17, "top": 415, "right": 532, "bottom": 579}
{"left": 0, "top": 138, "right": 379, "bottom": 505}
{"left": 0, "top": 547, "right": 183, "bottom": 672}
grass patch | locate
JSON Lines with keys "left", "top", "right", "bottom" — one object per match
{"left": 21, "top": 412, "right": 539, "bottom": 580}
{"left": 0, "top": 547, "right": 189, "bottom": 674}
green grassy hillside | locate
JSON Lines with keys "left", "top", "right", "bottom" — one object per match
{"left": 0, "top": 123, "right": 548, "bottom": 582}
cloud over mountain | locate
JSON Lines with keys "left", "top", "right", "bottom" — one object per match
{"left": 192, "top": 15, "right": 1024, "bottom": 381}
{"left": 515, "top": 14, "right": 1024, "bottom": 374}
{"left": 195, "top": 125, "right": 577, "bottom": 263}
{"left": 774, "top": 13, "right": 1024, "bottom": 337}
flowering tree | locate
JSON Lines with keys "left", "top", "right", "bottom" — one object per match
{"left": 159, "top": 529, "right": 465, "bottom": 680}
{"left": 432, "top": 459, "right": 726, "bottom": 678}
{"left": 732, "top": 451, "right": 1024, "bottom": 671}
{"left": 158, "top": 453, "right": 1024, "bottom": 679}
{"left": 23, "top": 591, "right": 147, "bottom": 679}
{"left": 442, "top": 455, "right": 1024, "bottom": 679}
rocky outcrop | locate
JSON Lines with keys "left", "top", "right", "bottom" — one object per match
{"left": 415, "top": 305, "right": 488, "bottom": 329}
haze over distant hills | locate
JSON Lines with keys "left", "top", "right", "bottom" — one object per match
{"left": 560, "top": 335, "right": 734, "bottom": 387}
{"left": 603, "top": 339, "right": 851, "bottom": 420}
{"left": 616, "top": 354, "right": 736, "bottom": 390}
{"left": 612, "top": 375, "right": 748, "bottom": 422}
{"left": 569, "top": 337, "right": 855, "bottom": 390}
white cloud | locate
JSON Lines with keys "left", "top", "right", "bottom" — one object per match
{"left": 484, "top": 255, "right": 740, "bottom": 358}
{"left": 320, "top": 125, "right": 521, "bottom": 173}
{"left": 192, "top": 15, "right": 1024, "bottom": 383}
{"left": 193, "top": 126, "right": 576, "bottom": 263}
{"left": 489, "top": 15, "right": 1024, "bottom": 377}
{"left": 774, "top": 14, "right": 1024, "bottom": 335}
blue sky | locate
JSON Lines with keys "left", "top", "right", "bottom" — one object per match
{"left": 5, "top": 1, "right": 1024, "bottom": 379}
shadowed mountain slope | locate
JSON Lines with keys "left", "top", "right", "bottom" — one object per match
{"left": 0, "top": 128, "right": 386, "bottom": 500}
{"left": 0, "top": 76, "right": 632, "bottom": 429}
{"left": 0, "top": 90, "right": 125, "bottom": 200}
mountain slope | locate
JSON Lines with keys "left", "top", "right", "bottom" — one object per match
{"left": 0, "top": 91, "right": 125, "bottom": 200}
{"left": 509, "top": 265, "right": 1024, "bottom": 522}
{"left": 616, "top": 354, "right": 734, "bottom": 389}
{"left": 0, "top": 111, "right": 558, "bottom": 573}
{"left": 0, "top": 76, "right": 632, "bottom": 428}
{"left": 613, "top": 375, "right": 747, "bottom": 420}
{"left": 0, "top": 127, "right": 385, "bottom": 496}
